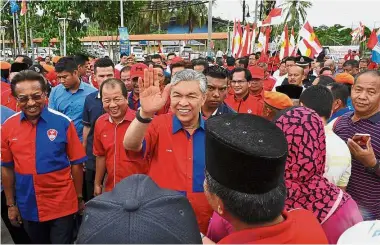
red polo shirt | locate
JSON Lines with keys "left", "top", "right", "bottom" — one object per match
{"left": 224, "top": 92, "right": 263, "bottom": 116}
{"left": 1, "top": 82, "right": 18, "bottom": 112}
{"left": 263, "top": 77, "right": 276, "bottom": 91}
{"left": 93, "top": 109, "right": 148, "bottom": 191}
{"left": 1, "top": 107, "right": 87, "bottom": 222}
{"left": 218, "top": 209, "right": 328, "bottom": 244}
{"left": 139, "top": 113, "right": 212, "bottom": 233}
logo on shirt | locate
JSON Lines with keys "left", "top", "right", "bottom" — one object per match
{"left": 47, "top": 129, "right": 58, "bottom": 141}
{"left": 247, "top": 109, "right": 252, "bottom": 114}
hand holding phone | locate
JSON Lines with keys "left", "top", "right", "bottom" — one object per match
{"left": 352, "top": 133, "right": 370, "bottom": 147}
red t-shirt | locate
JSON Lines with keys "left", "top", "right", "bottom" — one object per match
{"left": 218, "top": 209, "right": 328, "bottom": 244}
{"left": 263, "top": 77, "right": 277, "bottom": 91}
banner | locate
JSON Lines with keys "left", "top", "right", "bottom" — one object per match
{"left": 119, "top": 27, "right": 130, "bottom": 55}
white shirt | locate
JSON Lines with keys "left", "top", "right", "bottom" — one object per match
{"left": 324, "top": 125, "right": 352, "bottom": 187}
{"left": 272, "top": 71, "right": 288, "bottom": 91}
{"left": 115, "top": 63, "right": 124, "bottom": 71}
{"left": 216, "top": 50, "right": 224, "bottom": 58}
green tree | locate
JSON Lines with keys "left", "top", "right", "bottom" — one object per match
{"left": 174, "top": 1, "right": 208, "bottom": 33}
{"left": 280, "top": 0, "right": 312, "bottom": 32}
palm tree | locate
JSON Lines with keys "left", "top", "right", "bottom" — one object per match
{"left": 280, "top": 0, "right": 313, "bottom": 31}
{"left": 174, "top": 1, "right": 208, "bottom": 33}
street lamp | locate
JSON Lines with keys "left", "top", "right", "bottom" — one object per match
{"left": 58, "top": 18, "right": 68, "bottom": 56}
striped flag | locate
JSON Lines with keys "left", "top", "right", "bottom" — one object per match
{"left": 238, "top": 23, "right": 250, "bottom": 57}
{"left": 279, "top": 24, "right": 289, "bottom": 60}
{"left": 20, "top": 0, "right": 27, "bottom": 16}
{"left": 232, "top": 20, "right": 243, "bottom": 57}
{"left": 258, "top": 8, "right": 282, "bottom": 27}
{"left": 299, "top": 21, "right": 322, "bottom": 56}
{"left": 289, "top": 27, "right": 296, "bottom": 56}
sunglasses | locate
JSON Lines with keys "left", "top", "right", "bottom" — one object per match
{"left": 16, "top": 93, "right": 45, "bottom": 103}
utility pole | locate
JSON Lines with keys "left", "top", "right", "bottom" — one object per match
{"left": 120, "top": 0, "right": 124, "bottom": 27}
{"left": 207, "top": 0, "right": 212, "bottom": 57}
{"left": 242, "top": 0, "right": 246, "bottom": 24}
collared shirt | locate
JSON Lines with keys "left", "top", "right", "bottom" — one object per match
{"left": 218, "top": 210, "right": 328, "bottom": 244}
{"left": 334, "top": 111, "right": 380, "bottom": 220}
{"left": 202, "top": 102, "right": 236, "bottom": 119}
{"left": 139, "top": 113, "right": 212, "bottom": 233}
{"left": 49, "top": 82, "right": 97, "bottom": 141}
{"left": 324, "top": 125, "right": 352, "bottom": 187}
{"left": 93, "top": 109, "right": 148, "bottom": 191}
{"left": 328, "top": 107, "right": 351, "bottom": 123}
{"left": 82, "top": 91, "right": 104, "bottom": 170}
{"left": 224, "top": 92, "right": 263, "bottom": 116}
{"left": 128, "top": 91, "right": 140, "bottom": 111}
{"left": 263, "top": 76, "right": 276, "bottom": 91}
{"left": 271, "top": 72, "right": 287, "bottom": 91}
{"left": 1, "top": 107, "right": 87, "bottom": 222}
{"left": 1, "top": 82, "right": 18, "bottom": 112}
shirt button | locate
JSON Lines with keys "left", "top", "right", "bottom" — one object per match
{"left": 188, "top": 157, "right": 192, "bottom": 160}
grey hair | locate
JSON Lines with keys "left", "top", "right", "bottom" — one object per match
{"left": 170, "top": 69, "right": 207, "bottom": 94}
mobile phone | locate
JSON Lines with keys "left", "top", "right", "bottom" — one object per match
{"left": 352, "top": 133, "right": 370, "bottom": 146}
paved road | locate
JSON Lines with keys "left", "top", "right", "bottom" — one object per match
{"left": 1, "top": 219, "right": 14, "bottom": 244}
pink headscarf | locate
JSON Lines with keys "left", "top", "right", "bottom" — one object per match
{"left": 275, "top": 107, "right": 350, "bottom": 222}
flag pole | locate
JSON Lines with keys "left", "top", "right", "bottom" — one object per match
{"left": 12, "top": 13, "right": 17, "bottom": 57}
{"left": 24, "top": 12, "right": 28, "bottom": 56}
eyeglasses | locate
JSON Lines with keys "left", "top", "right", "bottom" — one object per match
{"left": 16, "top": 93, "right": 45, "bottom": 103}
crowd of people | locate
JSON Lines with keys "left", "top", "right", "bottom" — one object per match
{"left": 1, "top": 49, "right": 379, "bottom": 244}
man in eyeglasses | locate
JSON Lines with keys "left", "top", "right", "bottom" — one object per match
{"left": 1, "top": 70, "right": 86, "bottom": 243}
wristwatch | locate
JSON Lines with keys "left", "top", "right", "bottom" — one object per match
{"left": 367, "top": 159, "right": 380, "bottom": 173}
{"left": 77, "top": 196, "right": 84, "bottom": 202}
{"left": 136, "top": 109, "right": 153, "bottom": 124}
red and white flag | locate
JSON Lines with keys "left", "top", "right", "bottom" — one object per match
{"left": 351, "top": 22, "right": 365, "bottom": 42}
{"left": 247, "top": 24, "right": 256, "bottom": 55}
{"left": 20, "top": 0, "right": 27, "bottom": 16}
{"left": 258, "top": 8, "right": 282, "bottom": 27}
{"left": 238, "top": 24, "right": 250, "bottom": 57}
{"left": 158, "top": 41, "right": 163, "bottom": 53}
{"left": 298, "top": 21, "right": 322, "bottom": 56}
{"left": 232, "top": 20, "right": 243, "bottom": 57}
{"left": 279, "top": 24, "right": 289, "bottom": 60}
{"left": 367, "top": 28, "right": 379, "bottom": 50}
{"left": 257, "top": 27, "right": 271, "bottom": 53}
{"left": 289, "top": 27, "right": 296, "bottom": 56}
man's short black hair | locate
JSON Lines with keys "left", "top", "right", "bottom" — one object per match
{"left": 11, "top": 70, "right": 47, "bottom": 97}
{"left": 205, "top": 171, "right": 286, "bottom": 225}
{"left": 120, "top": 65, "right": 131, "bottom": 74}
{"left": 55, "top": 57, "right": 78, "bottom": 73}
{"left": 319, "top": 67, "right": 332, "bottom": 75}
{"left": 167, "top": 53, "right": 176, "bottom": 59}
{"left": 329, "top": 83, "right": 349, "bottom": 107}
{"left": 317, "top": 75, "right": 336, "bottom": 87}
{"left": 170, "top": 62, "right": 186, "bottom": 73}
{"left": 343, "top": 60, "right": 359, "bottom": 68}
{"left": 151, "top": 54, "right": 162, "bottom": 60}
{"left": 204, "top": 66, "right": 228, "bottom": 80}
{"left": 100, "top": 78, "right": 128, "bottom": 99}
{"left": 299, "top": 85, "right": 334, "bottom": 120}
{"left": 238, "top": 58, "right": 249, "bottom": 69}
{"left": 74, "top": 54, "right": 89, "bottom": 66}
{"left": 120, "top": 53, "right": 128, "bottom": 59}
{"left": 94, "top": 58, "right": 115, "bottom": 74}
{"left": 194, "top": 59, "right": 209, "bottom": 69}
{"left": 16, "top": 55, "right": 33, "bottom": 68}
{"left": 226, "top": 56, "right": 235, "bottom": 66}
{"left": 231, "top": 67, "right": 252, "bottom": 81}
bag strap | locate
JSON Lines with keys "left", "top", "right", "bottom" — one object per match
{"left": 321, "top": 189, "right": 343, "bottom": 224}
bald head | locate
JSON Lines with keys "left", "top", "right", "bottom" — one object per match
{"left": 288, "top": 66, "right": 304, "bottom": 86}
{"left": 324, "top": 59, "right": 335, "bottom": 72}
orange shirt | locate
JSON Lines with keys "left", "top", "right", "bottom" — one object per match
{"left": 218, "top": 209, "right": 328, "bottom": 244}
{"left": 225, "top": 92, "right": 263, "bottom": 116}
{"left": 93, "top": 109, "right": 148, "bottom": 192}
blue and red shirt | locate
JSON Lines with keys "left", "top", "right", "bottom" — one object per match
{"left": 139, "top": 113, "right": 212, "bottom": 233}
{"left": 1, "top": 107, "right": 87, "bottom": 222}
{"left": 93, "top": 109, "right": 148, "bottom": 191}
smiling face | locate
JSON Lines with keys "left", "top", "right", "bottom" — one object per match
{"left": 351, "top": 73, "right": 380, "bottom": 118}
{"left": 101, "top": 83, "right": 128, "bottom": 122}
{"left": 170, "top": 80, "right": 205, "bottom": 126}
{"left": 14, "top": 80, "right": 46, "bottom": 120}
{"left": 231, "top": 71, "right": 250, "bottom": 97}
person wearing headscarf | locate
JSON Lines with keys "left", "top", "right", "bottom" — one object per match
{"left": 274, "top": 106, "right": 363, "bottom": 243}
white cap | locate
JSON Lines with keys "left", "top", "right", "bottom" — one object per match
{"left": 338, "top": 221, "right": 380, "bottom": 244}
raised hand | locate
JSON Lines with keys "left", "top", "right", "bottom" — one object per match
{"left": 138, "top": 65, "right": 171, "bottom": 117}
